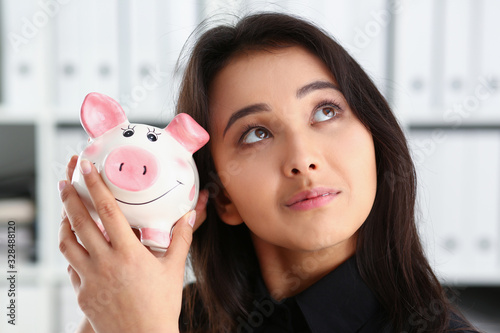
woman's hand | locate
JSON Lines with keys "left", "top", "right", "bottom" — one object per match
{"left": 58, "top": 156, "right": 208, "bottom": 333}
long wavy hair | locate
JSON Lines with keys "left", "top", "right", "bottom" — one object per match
{"left": 176, "top": 12, "right": 466, "bottom": 333}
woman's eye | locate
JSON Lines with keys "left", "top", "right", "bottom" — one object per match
{"left": 241, "top": 127, "right": 270, "bottom": 144}
{"left": 312, "top": 105, "right": 338, "bottom": 123}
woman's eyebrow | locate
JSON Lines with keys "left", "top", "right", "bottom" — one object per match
{"left": 296, "top": 80, "right": 340, "bottom": 99}
{"left": 223, "top": 103, "right": 271, "bottom": 137}
{"left": 222, "top": 81, "right": 338, "bottom": 138}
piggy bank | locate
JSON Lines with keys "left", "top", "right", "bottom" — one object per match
{"left": 71, "top": 92, "right": 209, "bottom": 251}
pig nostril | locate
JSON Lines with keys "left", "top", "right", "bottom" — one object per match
{"left": 117, "top": 162, "right": 147, "bottom": 175}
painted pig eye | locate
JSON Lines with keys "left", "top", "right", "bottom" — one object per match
{"left": 147, "top": 128, "right": 161, "bottom": 142}
{"left": 122, "top": 125, "right": 135, "bottom": 137}
{"left": 124, "top": 130, "right": 134, "bottom": 137}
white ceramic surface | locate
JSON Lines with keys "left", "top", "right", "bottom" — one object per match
{"left": 72, "top": 92, "right": 209, "bottom": 251}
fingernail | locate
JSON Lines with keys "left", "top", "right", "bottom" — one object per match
{"left": 188, "top": 211, "right": 196, "bottom": 228}
{"left": 80, "top": 159, "right": 92, "bottom": 175}
{"left": 58, "top": 180, "right": 67, "bottom": 192}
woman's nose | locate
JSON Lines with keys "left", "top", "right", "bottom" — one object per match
{"left": 290, "top": 163, "right": 317, "bottom": 175}
{"left": 282, "top": 135, "right": 320, "bottom": 177}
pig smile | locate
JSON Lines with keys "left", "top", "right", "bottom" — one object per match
{"left": 115, "top": 181, "right": 183, "bottom": 205}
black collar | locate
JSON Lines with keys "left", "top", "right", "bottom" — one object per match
{"left": 252, "top": 255, "right": 388, "bottom": 333}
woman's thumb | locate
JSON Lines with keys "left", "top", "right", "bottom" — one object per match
{"left": 163, "top": 210, "right": 196, "bottom": 268}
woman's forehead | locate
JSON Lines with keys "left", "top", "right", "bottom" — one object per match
{"left": 210, "top": 47, "right": 334, "bottom": 98}
{"left": 207, "top": 46, "right": 337, "bottom": 121}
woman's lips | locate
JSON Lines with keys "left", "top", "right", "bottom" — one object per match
{"left": 285, "top": 187, "right": 340, "bottom": 211}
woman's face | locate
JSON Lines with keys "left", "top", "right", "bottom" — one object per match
{"left": 209, "top": 46, "right": 377, "bottom": 253}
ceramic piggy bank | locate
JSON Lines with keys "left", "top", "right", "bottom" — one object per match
{"left": 71, "top": 92, "right": 209, "bottom": 251}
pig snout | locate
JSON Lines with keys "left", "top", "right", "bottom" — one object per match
{"left": 104, "top": 146, "right": 159, "bottom": 191}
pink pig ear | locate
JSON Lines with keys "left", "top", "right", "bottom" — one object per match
{"left": 80, "top": 93, "right": 128, "bottom": 139}
{"left": 165, "top": 113, "right": 210, "bottom": 154}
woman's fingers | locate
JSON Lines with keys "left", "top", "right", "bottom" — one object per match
{"left": 66, "top": 155, "right": 79, "bottom": 182}
{"left": 192, "top": 189, "right": 208, "bottom": 231}
{"left": 58, "top": 216, "right": 90, "bottom": 275}
{"left": 161, "top": 211, "right": 196, "bottom": 271}
{"left": 67, "top": 264, "right": 82, "bottom": 293}
{"left": 158, "top": 189, "right": 208, "bottom": 263}
{"left": 78, "top": 159, "right": 138, "bottom": 251}
{"left": 158, "top": 189, "right": 207, "bottom": 262}
{"left": 59, "top": 180, "right": 109, "bottom": 255}
{"left": 61, "top": 155, "right": 79, "bottom": 220}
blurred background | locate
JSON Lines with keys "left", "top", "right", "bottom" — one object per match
{"left": 0, "top": 0, "right": 499, "bottom": 332}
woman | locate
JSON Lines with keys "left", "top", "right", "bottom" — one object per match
{"left": 58, "top": 12, "right": 477, "bottom": 333}
{"left": 176, "top": 12, "right": 477, "bottom": 332}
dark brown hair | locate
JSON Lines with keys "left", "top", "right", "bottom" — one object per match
{"left": 176, "top": 12, "right": 469, "bottom": 333}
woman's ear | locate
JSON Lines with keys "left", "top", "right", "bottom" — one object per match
{"left": 214, "top": 189, "right": 244, "bottom": 226}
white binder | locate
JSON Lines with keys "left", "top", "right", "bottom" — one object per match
{"left": 412, "top": 130, "right": 500, "bottom": 283}
{"left": 161, "top": 0, "right": 198, "bottom": 119}
{"left": 442, "top": 0, "right": 474, "bottom": 121}
{"left": 479, "top": 0, "right": 500, "bottom": 121}
{"left": 412, "top": 131, "right": 463, "bottom": 281}
{"left": 54, "top": 0, "right": 81, "bottom": 118}
{"left": 126, "top": 0, "right": 163, "bottom": 121}
{"left": 393, "top": 0, "right": 435, "bottom": 123}
{"left": 55, "top": 0, "right": 119, "bottom": 120}
{"left": 1, "top": 0, "right": 50, "bottom": 112}
{"left": 125, "top": 0, "right": 198, "bottom": 123}
{"left": 460, "top": 131, "right": 500, "bottom": 280}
